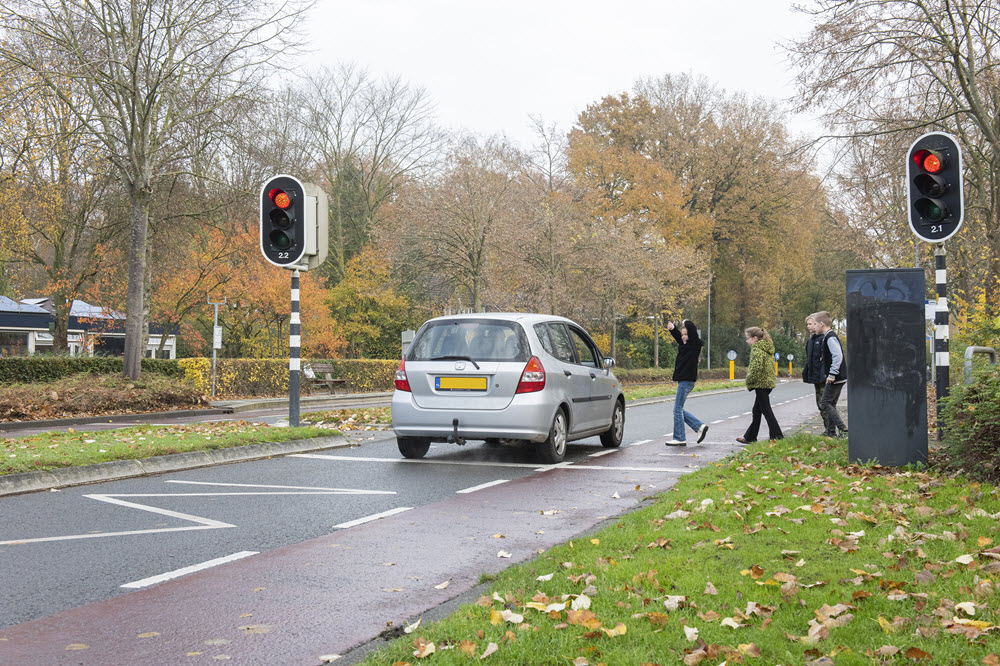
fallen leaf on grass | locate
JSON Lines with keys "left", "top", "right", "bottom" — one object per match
{"left": 704, "top": 581, "right": 718, "bottom": 595}
{"left": 404, "top": 619, "right": 421, "bottom": 634}
{"left": 683, "top": 625, "right": 699, "bottom": 641}
{"left": 500, "top": 609, "right": 524, "bottom": 624}
{"left": 412, "top": 636, "right": 435, "bottom": 658}
{"left": 955, "top": 554, "right": 976, "bottom": 565}
{"left": 956, "top": 601, "right": 977, "bottom": 616}
{"left": 601, "top": 622, "right": 627, "bottom": 637}
{"left": 480, "top": 642, "right": 498, "bottom": 658}
{"left": 721, "top": 617, "right": 745, "bottom": 629}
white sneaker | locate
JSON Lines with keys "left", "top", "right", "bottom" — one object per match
{"left": 696, "top": 424, "right": 709, "bottom": 443}
{"left": 665, "top": 439, "right": 687, "bottom": 446}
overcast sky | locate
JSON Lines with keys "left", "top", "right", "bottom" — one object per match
{"left": 304, "top": 0, "right": 819, "bottom": 149}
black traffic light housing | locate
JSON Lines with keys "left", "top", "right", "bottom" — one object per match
{"left": 907, "top": 132, "right": 963, "bottom": 243}
{"left": 260, "top": 174, "right": 307, "bottom": 267}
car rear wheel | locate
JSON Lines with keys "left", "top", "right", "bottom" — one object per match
{"left": 535, "top": 409, "right": 568, "bottom": 463}
{"left": 600, "top": 399, "right": 625, "bottom": 448}
{"left": 397, "top": 437, "right": 430, "bottom": 459}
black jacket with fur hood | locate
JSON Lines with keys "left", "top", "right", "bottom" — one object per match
{"left": 669, "top": 320, "right": 702, "bottom": 382}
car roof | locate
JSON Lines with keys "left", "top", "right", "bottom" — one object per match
{"left": 423, "top": 312, "right": 579, "bottom": 327}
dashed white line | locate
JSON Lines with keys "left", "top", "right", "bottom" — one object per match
{"left": 588, "top": 449, "right": 619, "bottom": 458}
{"left": 456, "top": 479, "right": 509, "bottom": 494}
{"left": 710, "top": 420, "right": 724, "bottom": 424}
{"left": 629, "top": 439, "right": 652, "bottom": 447}
{"left": 121, "top": 551, "right": 258, "bottom": 589}
{"left": 335, "top": 507, "right": 413, "bottom": 529}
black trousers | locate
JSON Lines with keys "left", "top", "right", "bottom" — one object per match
{"left": 744, "top": 388, "right": 783, "bottom": 441}
{"left": 819, "top": 381, "right": 847, "bottom": 435}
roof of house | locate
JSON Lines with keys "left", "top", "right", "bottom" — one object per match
{"left": 0, "top": 296, "right": 49, "bottom": 314}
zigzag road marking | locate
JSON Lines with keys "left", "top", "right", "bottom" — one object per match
{"left": 0, "top": 481, "right": 395, "bottom": 545}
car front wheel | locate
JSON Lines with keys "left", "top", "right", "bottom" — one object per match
{"left": 397, "top": 437, "right": 431, "bottom": 459}
{"left": 600, "top": 399, "right": 625, "bottom": 448}
{"left": 536, "top": 409, "right": 568, "bottom": 463}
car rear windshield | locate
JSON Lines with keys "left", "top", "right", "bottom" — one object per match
{"left": 408, "top": 319, "right": 530, "bottom": 363}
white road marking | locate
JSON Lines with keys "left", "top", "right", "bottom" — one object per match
{"left": 629, "top": 439, "right": 652, "bottom": 447}
{"left": 335, "top": 507, "right": 413, "bottom": 529}
{"left": 456, "top": 479, "right": 509, "bottom": 494}
{"left": 165, "top": 480, "right": 394, "bottom": 494}
{"left": 0, "top": 494, "right": 234, "bottom": 545}
{"left": 295, "top": 453, "right": 547, "bottom": 469}
{"left": 588, "top": 449, "right": 619, "bottom": 458}
{"left": 0, "top": 482, "right": 395, "bottom": 545}
{"left": 560, "top": 464, "right": 692, "bottom": 473}
{"left": 121, "top": 551, "right": 258, "bottom": 589}
{"left": 710, "top": 420, "right": 724, "bottom": 424}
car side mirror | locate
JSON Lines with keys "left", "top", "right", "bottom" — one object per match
{"left": 603, "top": 357, "right": 615, "bottom": 369}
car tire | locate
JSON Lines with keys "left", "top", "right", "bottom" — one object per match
{"left": 600, "top": 399, "right": 625, "bottom": 448}
{"left": 536, "top": 408, "right": 568, "bottom": 463}
{"left": 397, "top": 437, "right": 430, "bottom": 459}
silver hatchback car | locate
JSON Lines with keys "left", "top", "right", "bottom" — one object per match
{"left": 391, "top": 313, "right": 625, "bottom": 463}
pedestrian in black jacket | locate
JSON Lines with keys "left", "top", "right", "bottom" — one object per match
{"left": 802, "top": 314, "right": 826, "bottom": 422}
{"left": 665, "top": 319, "right": 708, "bottom": 446}
{"left": 814, "top": 311, "right": 848, "bottom": 438}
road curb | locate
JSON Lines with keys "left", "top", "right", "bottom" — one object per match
{"left": 0, "top": 435, "right": 352, "bottom": 497}
{"left": 0, "top": 407, "right": 235, "bottom": 433}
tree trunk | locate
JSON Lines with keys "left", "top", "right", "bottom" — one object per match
{"left": 53, "top": 296, "right": 70, "bottom": 354}
{"left": 123, "top": 193, "right": 150, "bottom": 380}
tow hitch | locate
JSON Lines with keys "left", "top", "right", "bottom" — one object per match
{"left": 448, "top": 418, "right": 466, "bottom": 446}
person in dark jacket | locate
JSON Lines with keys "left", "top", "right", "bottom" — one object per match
{"left": 665, "top": 319, "right": 708, "bottom": 446}
{"left": 815, "top": 311, "right": 848, "bottom": 438}
{"left": 802, "top": 314, "right": 827, "bottom": 424}
{"left": 737, "top": 327, "right": 783, "bottom": 443}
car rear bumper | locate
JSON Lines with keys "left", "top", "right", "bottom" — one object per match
{"left": 391, "top": 390, "right": 556, "bottom": 443}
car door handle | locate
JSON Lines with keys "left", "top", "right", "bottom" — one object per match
{"left": 589, "top": 372, "right": 597, "bottom": 379}
{"left": 564, "top": 370, "right": 572, "bottom": 377}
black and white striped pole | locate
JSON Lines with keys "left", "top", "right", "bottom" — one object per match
{"left": 289, "top": 269, "right": 301, "bottom": 427}
{"left": 933, "top": 245, "right": 948, "bottom": 437}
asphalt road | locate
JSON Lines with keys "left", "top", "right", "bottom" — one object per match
{"left": 0, "top": 381, "right": 817, "bottom": 663}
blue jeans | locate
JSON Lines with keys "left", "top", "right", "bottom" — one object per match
{"left": 673, "top": 381, "right": 704, "bottom": 441}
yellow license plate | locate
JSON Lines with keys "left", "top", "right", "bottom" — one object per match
{"left": 437, "top": 376, "right": 488, "bottom": 390}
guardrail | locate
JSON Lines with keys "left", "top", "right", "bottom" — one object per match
{"left": 964, "top": 346, "right": 997, "bottom": 384}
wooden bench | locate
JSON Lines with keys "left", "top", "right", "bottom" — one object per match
{"left": 303, "top": 362, "right": 347, "bottom": 394}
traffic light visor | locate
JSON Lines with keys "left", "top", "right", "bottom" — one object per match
{"left": 269, "top": 188, "right": 292, "bottom": 209}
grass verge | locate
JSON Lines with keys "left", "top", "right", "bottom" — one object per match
{"left": 358, "top": 433, "right": 1000, "bottom": 665}
{"left": 1, "top": 421, "right": 337, "bottom": 475}
{"left": 624, "top": 380, "right": 744, "bottom": 401}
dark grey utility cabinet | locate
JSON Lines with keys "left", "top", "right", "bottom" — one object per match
{"left": 846, "top": 269, "right": 928, "bottom": 466}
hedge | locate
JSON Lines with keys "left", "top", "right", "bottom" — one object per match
{"left": 0, "top": 356, "right": 183, "bottom": 384}
{"left": 178, "top": 358, "right": 399, "bottom": 398}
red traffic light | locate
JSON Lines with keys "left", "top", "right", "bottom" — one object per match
{"left": 269, "top": 188, "right": 291, "bottom": 209}
{"left": 912, "top": 149, "right": 944, "bottom": 174}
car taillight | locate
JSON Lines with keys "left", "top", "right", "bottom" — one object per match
{"left": 516, "top": 355, "right": 546, "bottom": 393}
{"left": 394, "top": 359, "right": 411, "bottom": 392}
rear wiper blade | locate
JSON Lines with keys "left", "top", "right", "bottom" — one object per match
{"left": 431, "top": 355, "right": 480, "bottom": 370}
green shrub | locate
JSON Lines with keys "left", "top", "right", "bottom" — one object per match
{"left": 0, "top": 356, "right": 182, "bottom": 384}
{"left": 941, "top": 364, "right": 1000, "bottom": 481}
